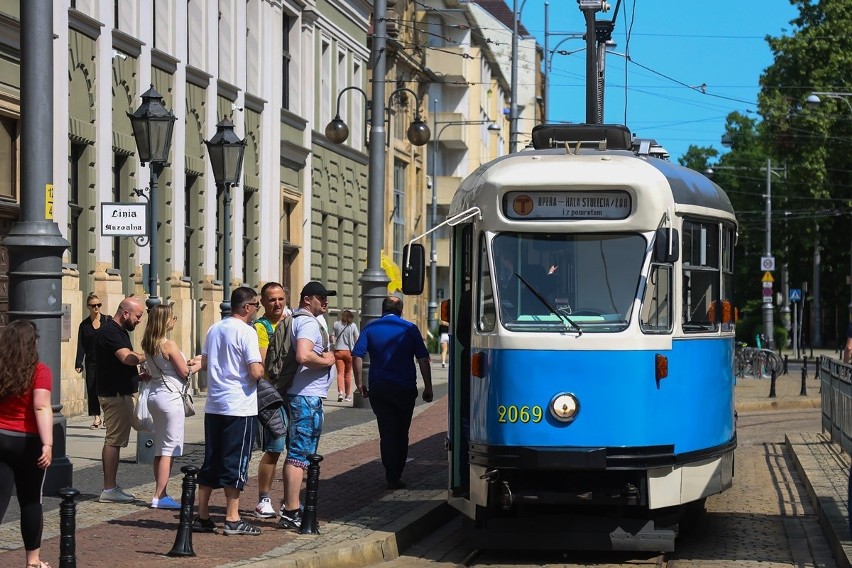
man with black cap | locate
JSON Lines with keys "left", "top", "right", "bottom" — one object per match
{"left": 277, "top": 281, "right": 337, "bottom": 531}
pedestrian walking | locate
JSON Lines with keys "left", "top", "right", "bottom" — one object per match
{"left": 278, "top": 281, "right": 337, "bottom": 531}
{"left": 332, "top": 309, "right": 359, "bottom": 402}
{"left": 95, "top": 296, "right": 147, "bottom": 503}
{"left": 141, "top": 304, "right": 191, "bottom": 510}
{"left": 0, "top": 320, "right": 53, "bottom": 568}
{"left": 252, "top": 282, "right": 292, "bottom": 519}
{"left": 75, "top": 292, "right": 109, "bottom": 429}
{"left": 438, "top": 319, "right": 449, "bottom": 368}
{"left": 353, "top": 296, "right": 433, "bottom": 489}
{"left": 190, "top": 287, "right": 265, "bottom": 536}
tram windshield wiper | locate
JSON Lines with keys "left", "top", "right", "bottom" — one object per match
{"left": 514, "top": 273, "right": 583, "bottom": 335}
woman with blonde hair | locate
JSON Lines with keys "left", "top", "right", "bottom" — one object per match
{"left": 75, "top": 292, "right": 109, "bottom": 428}
{"left": 141, "top": 304, "right": 191, "bottom": 509}
{"left": 332, "top": 309, "right": 359, "bottom": 402}
{"left": 0, "top": 320, "right": 54, "bottom": 568}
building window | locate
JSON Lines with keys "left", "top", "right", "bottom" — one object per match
{"left": 0, "top": 116, "right": 17, "bottom": 201}
{"left": 69, "top": 143, "right": 86, "bottom": 266}
{"left": 392, "top": 160, "right": 406, "bottom": 267}
{"left": 282, "top": 15, "right": 291, "bottom": 110}
{"left": 184, "top": 174, "right": 198, "bottom": 278}
{"left": 111, "top": 153, "right": 128, "bottom": 271}
{"left": 242, "top": 186, "right": 258, "bottom": 285}
{"left": 320, "top": 39, "right": 331, "bottom": 127}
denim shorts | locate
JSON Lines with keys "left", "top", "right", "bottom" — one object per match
{"left": 262, "top": 406, "right": 288, "bottom": 453}
{"left": 284, "top": 395, "right": 323, "bottom": 469}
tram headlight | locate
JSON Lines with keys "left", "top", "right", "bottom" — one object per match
{"left": 549, "top": 392, "right": 580, "bottom": 423}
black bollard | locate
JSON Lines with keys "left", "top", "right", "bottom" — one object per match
{"left": 768, "top": 370, "right": 777, "bottom": 398}
{"left": 300, "top": 453, "right": 323, "bottom": 535}
{"left": 58, "top": 487, "right": 80, "bottom": 568}
{"left": 800, "top": 366, "right": 808, "bottom": 396}
{"left": 168, "top": 465, "right": 199, "bottom": 557}
{"left": 803, "top": 355, "right": 808, "bottom": 376}
{"left": 815, "top": 357, "right": 820, "bottom": 380}
{"left": 783, "top": 354, "right": 789, "bottom": 376}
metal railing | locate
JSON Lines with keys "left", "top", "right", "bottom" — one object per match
{"left": 819, "top": 355, "right": 852, "bottom": 455}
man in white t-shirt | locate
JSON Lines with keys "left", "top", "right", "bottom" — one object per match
{"left": 277, "top": 281, "right": 337, "bottom": 531}
{"left": 188, "top": 286, "right": 264, "bottom": 536}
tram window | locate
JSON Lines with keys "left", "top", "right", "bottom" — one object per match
{"left": 682, "top": 220, "right": 721, "bottom": 332}
{"left": 720, "top": 225, "right": 735, "bottom": 332}
{"left": 477, "top": 234, "right": 496, "bottom": 331}
{"left": 640, "top": 264, "right": 672, "bottom": 333}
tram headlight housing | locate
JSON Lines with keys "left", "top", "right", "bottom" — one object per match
{"left": 549, "top": 392, "right": 580, "bottom": 423}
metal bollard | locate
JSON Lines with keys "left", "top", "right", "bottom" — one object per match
{"left": 800, "top": 366, "right": 808, "bottom": 396}
{"left": 814, "top": 357, "right": 819, "bottom": 380}
{"left": 299, "top": 453, "right": 323, "bottom": 535}
{"left": 168, "top": 465, "right": 199, "bottom": 557}
{"left": 783, "top": 354, "right": 789, "bottom": 376}
{"left": 803, "top": 355, "right": 808, "bottom": 376}
{"left": 58, "top": 487, "right": 80, "bottom": 568}
{"left": 768, "top": 370, "right": 777, "bottom": 398}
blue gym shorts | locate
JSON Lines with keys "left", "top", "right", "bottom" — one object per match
{"left": 261, "top": 406, "right": 288, "bottom": 453}
{"left": 284, "top": 395, "right": 323, "bottom": 469}
{"left": 197, "top": 413, "right": 256, "bottom": 490}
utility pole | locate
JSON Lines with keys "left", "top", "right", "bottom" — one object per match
{"left": 4, "top": 0, "right": 72, "bottom": 494}
{"left": 762, "top": 158, "right": 774, "bottom": 349}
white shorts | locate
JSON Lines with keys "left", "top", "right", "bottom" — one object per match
{"left": 440, "top": 333, "right": 449, "bottom": 344}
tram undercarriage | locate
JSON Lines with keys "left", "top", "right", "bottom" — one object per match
{"left": 454, "top": 450, "right": 733, "bottom": 551}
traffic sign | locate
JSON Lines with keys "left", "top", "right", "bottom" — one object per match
{"left": 762, "top": 281, "right": 772, "bottom": 288}
{"left": 761, "top": 272, "right": 774, "bottom": 283}
{"left": 762, "top": 287, "right": 772, "bottom": 297}
{"left": 790, "top": 288, "right": 802, "bottom": 302}
{"left": 760, "top": 256, "right": 775, "bottom": 271}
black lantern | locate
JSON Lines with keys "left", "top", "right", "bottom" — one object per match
{"left": 205, "top": 118, "right": 246, "bottom": 186}
{"left": 407, "top": 118, "right": 431, "bottom": 146}
{"left": 127, "top": 86, "right": 176, "bottom": 165}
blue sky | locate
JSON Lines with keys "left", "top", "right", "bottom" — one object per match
{"left": 517, "top": 0, "right": 801, "bottom": 161}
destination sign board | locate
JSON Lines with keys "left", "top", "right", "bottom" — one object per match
{"left": 504, "top": 191, "right": 631, "bottom": 220}
{"left": 101, "top": 202, "right": 148, "bottom": 236}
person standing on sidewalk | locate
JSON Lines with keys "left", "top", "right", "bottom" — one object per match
{"left": 75, "top": 292, "right": 109, "bottom": 429}
{"left": 332, "top": 309, "right": 359, "bottom": 402}
{"left": 95, "top": 296, "right": 147, "bottom": 503}
{"left": 253, "top": 282, "right": 292, "bottom": 519}
{"left": 278, "top": 281, "right": 337, "bottom": 531}
{"left": 190, "top": 287, "right": 265, "bottom": 536}
{"left": 0, "top": 321, "right": 53, "bottom": 568}
{"left": 141, "top": 304, "right": 191, "bottom": 510}
{"left": 353, "top": 296, "right": 433, "bottom": 490}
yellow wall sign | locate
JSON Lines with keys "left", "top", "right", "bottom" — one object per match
{"left": 45, "top": 184, "right": 54, "bottom": 219}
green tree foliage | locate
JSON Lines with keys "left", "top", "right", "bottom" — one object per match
{"left": 710, "top": 0, "right": 852, "bottom": 345}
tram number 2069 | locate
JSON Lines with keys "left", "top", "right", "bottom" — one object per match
{"left": 497, "top": 405, "right": 543, "bottom": 424}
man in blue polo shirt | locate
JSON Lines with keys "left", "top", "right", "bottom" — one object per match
{"left": 353, "top": 296, "right": 433, "bottom": 489}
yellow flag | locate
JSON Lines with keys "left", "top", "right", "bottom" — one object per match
{"left": 381, "top": 251, "right": 402, "bottom": 293}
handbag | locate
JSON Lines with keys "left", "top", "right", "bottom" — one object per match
{"left": 132, "top": 379, "right": 154, "bottom": 432}
{"left": 150, "top": 354, "right": 196, "bottom": 418}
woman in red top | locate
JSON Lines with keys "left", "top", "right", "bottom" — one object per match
{"left": 0, "top": 320, "right": 54, "bottom": 568}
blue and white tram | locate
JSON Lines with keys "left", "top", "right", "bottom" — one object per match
{"left": 403, "top": 124, "right": 737, "bottom": 551}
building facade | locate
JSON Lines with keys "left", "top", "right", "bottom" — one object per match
{"left": 0, "top": 0, "right": 539, "bottom": 415}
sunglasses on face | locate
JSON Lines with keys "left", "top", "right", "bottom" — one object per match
{"left": 88, "top": 303, "right": 101, "bottom": 308}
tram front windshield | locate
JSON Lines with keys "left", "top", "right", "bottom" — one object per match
{"left": 492, "top": 233, "right": 645, "bottom": 332}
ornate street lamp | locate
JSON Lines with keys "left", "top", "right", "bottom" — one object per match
{"left": 325, "top": 85, "right": 430, "bottom": 408}
{"left": 127, "top": 86, "right": 176, "bottom": 309}
{"left": 205, "top": 117, "right": 246, "bottom": 318}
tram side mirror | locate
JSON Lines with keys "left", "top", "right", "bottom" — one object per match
{"left": 402, "top": 244, "right": 426, "bottom": 295}
{"left": 654, "top": 228, "right": 679, "bottom": 263}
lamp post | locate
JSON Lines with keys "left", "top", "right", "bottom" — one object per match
{"left": 127, "top": 86, "right": 176, "bottom": 310}
{"left": 807, "top": 91, "right": 852, "bottom": 321}
{"left": 325, "top": 79, "right": 429, "bottom": 407}
{"left": 427, "top": 98, "right": 499, "bottom": 333}
{"left": 205, "top": 118, "right": 246, "bottom": 318}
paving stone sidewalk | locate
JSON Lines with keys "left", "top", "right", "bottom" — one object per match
{"left": 0, "top": 397, "right": 452, "bottom": 568}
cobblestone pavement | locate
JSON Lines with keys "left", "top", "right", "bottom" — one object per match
{"left": 1, "top": 354, "right": 850, "bottom": 568}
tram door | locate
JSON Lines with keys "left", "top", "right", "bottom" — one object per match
{"left": 449, "top": 224, "right": 473, "bottom": 496}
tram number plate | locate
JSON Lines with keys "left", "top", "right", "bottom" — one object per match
{"left": 497, "top": 405, "right": 543, "bottom": 423}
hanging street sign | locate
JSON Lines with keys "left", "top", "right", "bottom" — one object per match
{"left": 101, "top": 202, "right": 148, "bottom": 236}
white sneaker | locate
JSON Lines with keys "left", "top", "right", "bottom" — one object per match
{"left": 255, "top": 497, "right": 277, "bottom": 518}
{"left": 99, "top": 486, "right": 136, "bottom": 503}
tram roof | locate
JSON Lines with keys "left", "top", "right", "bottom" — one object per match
{"left": 450, "top": 148, "right": 735, "bottom": 218}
